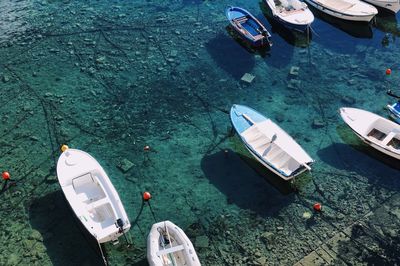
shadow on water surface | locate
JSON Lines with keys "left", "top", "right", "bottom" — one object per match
{"left": 206, "top": 32, "right": 256, "bottom": 79}
{"left": 28, "top": 191, "right": 104, "bottom": 266}
{"left": 309, "top": 5, "right": 373, "bottom": 39}
{"left": 201, "top": 149, "right": 295, "bottom": 217}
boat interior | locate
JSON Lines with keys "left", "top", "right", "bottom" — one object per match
{"left": 317, "top": 0, "right": 356, "bottom": 11}
{"left": 275, "top": 0, "right": 305, "bottom": 13}
{"left": 366, "top": 119, "right": 400, "bottom": 151}
{"left": 240, "top": 120, "right": 302, "bottom": 175}
{"left": 72, "top": 172, "right": 116, "bottom": 228}
{"left": 156, "top": 227, "right": 187, "bottom": 266}
{"left": 233, "top": 15, "right": 265, "bottom": 40}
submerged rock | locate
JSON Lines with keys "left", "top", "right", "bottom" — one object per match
{"left": 195, "top": 235, "right": 209, "bottom": 248}
{"left": 117, "top": 158, "right": 135, "bottom": 173}
{"left": 241, "top": 73, "right": 255, "bottom": 84}
{"left": 312, "top": 119, "right": 325, "bottom": 129}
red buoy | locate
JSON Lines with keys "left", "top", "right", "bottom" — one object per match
{"left": 144, "top": 145, "right": 150, "bottom": 151}
{"left": 313, "top": 203, "right": 322, "bottom": 212}
{"left": 143, "top": 191, "right": 152, "bottom": 201}
{"left": 386, "top": 68, "right": 392, "bottom": 75}
{"left": 2, "top": 171, "right": 10, "bottom": 181}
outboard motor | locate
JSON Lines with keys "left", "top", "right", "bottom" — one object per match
{"left": 116, "top": 218, "right": 124, "bottom": 233}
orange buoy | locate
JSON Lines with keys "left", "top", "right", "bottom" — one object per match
{"left": 2, "top": 171, "right": 10, "bottom": 181}
{"left": 143, "top": 191, "right": 152, "bottom": 201}
{"left": 144, "top": 145, "right": 150, "bottom": 151}
{"left": 386, "top": 68, "right": 392, "bottom": 75}
{"left": 313, "top": 203, "right": 322, "bottom": 212}
{"left": 61, "top": 144, "right": 69, "bottom": 152}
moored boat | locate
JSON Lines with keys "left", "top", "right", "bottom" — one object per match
{"left": 340, "top": 107, "right": 400, "bottom": 160}
{"left": 230, "top": 104, "right": 314, "bottom": 180}
{"left": 147, "top": 221, "right": 201, "bottom": 266}
{"left": 362, "top": 0, "right": 400, "bottom": 13}
{"left": 387, "top": 102, "right": 400, "bottom": 124}
{"left": 264, "top": 0, "right": 314, "bottom": 32}
{"left": 56, "top": 148, "right": 131, "bottom": 244}
{"left": 387, "top": 90, "right": 400, "bottom": 124}
{"left": 304, "top": 0, "right": 378, "bottom": 22}
{"left": 226, "top": 6, "right": 272, "bottom": 47}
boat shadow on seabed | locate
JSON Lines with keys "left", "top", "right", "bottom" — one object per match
{"left": 201, "top": 147, "right": 300, "bottom": 217}
{"left": 28, "top": 191, "right": 105, "bottom": 266}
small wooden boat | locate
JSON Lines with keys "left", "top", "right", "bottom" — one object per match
{"left": 304, "top": 0, "right": 378, "bottom": 22}
{"left": 230, "top": 104, "right": 314, "bottom": 180}
{"left": 264, "top": 0, "right": 314, "bottom": 32}
{"left": 147, "top": 221, "right": 201, "bottom": 266}
{"left": 362, "top": 0, "right": 400, "bottom": 13}
{"left": 226, "top": 6, "right": 272, "bottom": 47}
{"left": 387, "top": 102, "right": 400, "bottom": 124}
{"left": 340, "top": 107, "right": 400, "bottom": 160}
{"left": 57, "top": 148, "right": 131, "bottom": 244}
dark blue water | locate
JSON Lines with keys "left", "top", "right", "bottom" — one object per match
{"left": 0, "top": 0, "right": 400, "bottom": 265}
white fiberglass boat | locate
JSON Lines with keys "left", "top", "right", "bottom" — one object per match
{"left": 264, "top": 0, "right": 315, "bottom": 32}
{"left": 362, "top": 0, "right": 400, "bottom": 13}
{"left": 340, "top": 107, "right": 400, "bottom": 160}
{"left": 57, "top": 148, "right": 131, "bottom": 244}
{"left": 304, "top": 0, "right": 378, "bottom": 22}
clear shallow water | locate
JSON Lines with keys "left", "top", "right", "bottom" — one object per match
{"left": 0, "top": 0, "right": 400, "bottom": 265}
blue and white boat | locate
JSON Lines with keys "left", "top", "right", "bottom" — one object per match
{"left": 264, "top": 0, "right": 314, "bottom": 32}
{"left": 230, "top": 104, "right": 314, "bottom": 180}
{"left": 387, "top": 102, "right": 400, "bottom": 124}
{"left": 226, "top": 6, "right": 272, "bottom": 47}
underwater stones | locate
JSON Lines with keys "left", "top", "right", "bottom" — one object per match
{"left": 254, "top": 256, "right": 268, "bottom": 265}
{"left": 260, "top": 231, "right": 274, "bottom": 245}
{"left": 95, "top": 56, "right": 106, "bottom": 64}
{"left": 287, "top": 79, "right": 301, "bottom": 90}
{"left": 2, "top": 74, "right": 10, "bottom": 83}
{"left": 117, "top": 158, "right": 134, "bottom": 173}
{"left": 195, "top": 235, "right": 209, "bottom": 248}
{"left": 275, "top": 113, "right": 284, "bottom": 123}
{"left": 170, "top": 50, "right": 178, "bottom": 58}
{"left": 289, "top": 66, "right": 300, "bottom": 76}
{"left": 312, "top": 118, "right": 325, "bottom": 129}
{"left": 302, "top": 212, "right": 312, "bottom": 219}
{"left": 6, "top": 253, "right": 19, "bottom": 266}
{"left": 341, "top": 95, "right": 356, "bottom": 105}
{"left": 241, "top": 73, "right": 255, "bottom": 84}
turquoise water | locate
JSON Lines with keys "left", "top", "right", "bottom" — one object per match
{"left": 1, "top": 0, "right": 400, "bottom": 265}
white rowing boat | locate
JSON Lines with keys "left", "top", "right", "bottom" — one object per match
{"left": 230, "top": 104, "right": 314, "bottom": 180}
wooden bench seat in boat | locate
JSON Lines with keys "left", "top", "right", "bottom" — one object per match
{"left": 156, "top": 245, "right": 185, "bottom": 256}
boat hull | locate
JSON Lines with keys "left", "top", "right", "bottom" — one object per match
{"left": 226, "top": 6, "right": 272, "bottom": 47}
{"left": 230, "top": 104, "right": 313, "bottom": 181}
{"left": 264, "top": 0, "right": 314, "bottom": 32}
{"left": 304, "top": 0, "right": 377, "bottom": 21}
{"left": 340, "top": 107, "right": 400, "bottom": 161}
{"left": 57, "top": 149, "right": 131, "bottom": 244}
{"left": 147, "top": 221, "right": 201, "bottom": 266}
{"left": 387, "top": 103, "right": 400, "bottom": 124}
{"left": 362, "top": 0, "right": 400, "bottom": 13}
